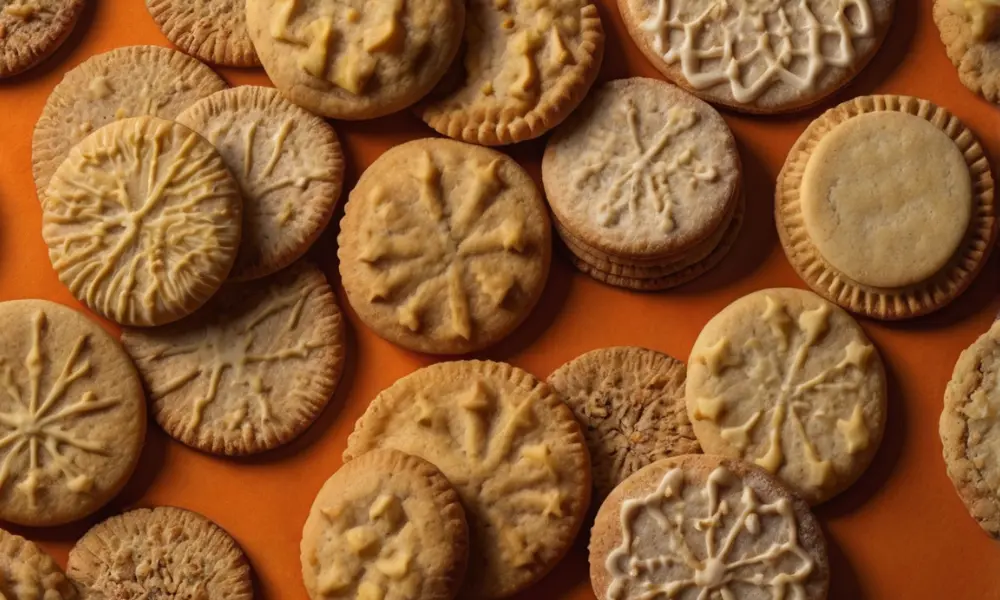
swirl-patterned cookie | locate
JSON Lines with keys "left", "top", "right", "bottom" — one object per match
{"left": 0, "top": 0, "right": 84, "bottom": 77}
{"left": 0, "top": 528, "right": 76, "bottom": 599}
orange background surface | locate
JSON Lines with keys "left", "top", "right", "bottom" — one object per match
{"left": 0, "top": 1, "right": 999, "bottom": 598}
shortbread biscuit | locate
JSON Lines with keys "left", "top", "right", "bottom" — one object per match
{"left": 686, "top": 288, "right": 887, "bottom": 505}
{"left": 344, "top": 360, "right": 591, "bottom": 599}
{"left": 934, "top": 0, "right": 1000, "bottom": 102}
{"left": 339, "top": 138, "right": 551, "bottom": 355}
{"left": 0, "top": 0, "right": 84, "bottom": 77}
{"left": 0, "top": 300, "right": 146, "bottom": 527}
{"left": 246, "top": 0, "right": 464, "bottom": 120}
{"left": 177, "top": 86, "right": 344, "bottom": 280}
{"left": 42, "top": 116, "right": 242, "bottom": 327}
{"left": 146, "top": 0, "right": 259, "bottom": 66}
{"left": 301, "top": 449, "right": 469, "bottom": 600}
{"left": 417, "top": 0, "right": 605, "bottom": 145}
{"left": 0, "top": 528, "right": 76, "bottom": 599}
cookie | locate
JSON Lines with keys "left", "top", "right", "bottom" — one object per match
{"left": 32, "top": 45, "right": 227, "bottom": 196}
{"left": 416, "top": 0, "right": 605, "bottom": 145}
{"left": 344, "top": 360, "right": 591, "bottom": 599}
{"left": 0, "top": 0, "right": 84, "bottom": 78}
{"left": 547, "top": 347, "right": 700, "bottom": 500}
{"left": 68, "top": 506, "right": 253, "bottom": 599}
{"left": 301, "top": 449, "right": 469, "bottom": 600}
{"left": 246, "top": 0, "right": 465, "bottom": 120}
{"left": 686, "top": 288, "right": 887, "bottom": 505}
{"left": 934, "top": 0, "right": 1000, "bottom": 102}
{"left": 146, "top": 0, "right": 259, "bottom": 67}
{"left": 121, "top": 262, "right": 344, "bottom": 456}
{"left": 42, "top": 116, "right": 243, "bottom": 327}
{"left": 176, "top": 86, "right": 345, "bottom": 280}
{"left": 0, "top": 528, "right": 76, "bottom": 599}
{"left": 0, "top": 300, "right": 146, "bottom": 527}
{"left": 618, "top": 0, "right": 896, "bottom": 113}
{"left": 589, "top": 455, "right": 829, "bottom": 600}
{"left": 777, "top": 95, "right": 996, "bottom": 320}
{"left": 339, "top": 138, "right": 551, "bottom": 355}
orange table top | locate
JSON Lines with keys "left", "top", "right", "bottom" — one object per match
{"left": 1, "top": 1, "right": 999, "bottom": 599}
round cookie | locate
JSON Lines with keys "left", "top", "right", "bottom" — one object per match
{"left": 146, "top": 0, "right": 259, "bottom": 66}
{"left": 618, "top": 0, "right": 896, "bottom": 113}
{"left": 344, "top": 360, "right": 591, "bottom": 599}
{"left": 589, "top": 455, "right": 829, "bottom": 600}
{"left": 934, "top": 0, "right": 1000, "bottom": 103}
{"left": 176, "top": 86, "right": 344, "bottom": 280}
{"left": 339, "top": 138, "right": 551, "bottom": 355}
{"left": 32, "top": 45, "right": 227, "bottom": 196}
{"left": 42, "top": 116, "right": 242, "bottom": 327}
{"left": 0, "top": 300, "right": 146, "bottom": 527}
{"left": 416, "top": 0, "right": 605, "bottom": 146}
{"left": 686, "top": 288, "right": 887, "bottom": 505}
{"left": 121, "top": 262, "right": 344, "bottom": 456}
{"left": 546, "top": 347, "right": 700, "bottom": 500}
{"left": 245, "top": 0, "right": 465, "bottom": 120}
{"left": 301, "top": 449, "right": 469, "bottom": 600}
{"left": 777, "top": 95, "right": 996, "bottom": 320}
{"left": 0, "top": 528, "right": 76, "bottom": 599}
{"left": 68, "top": 506, "right": 253, "bottom": 599}
{"left": 0, "top": 0, "right": 84, "bottom": 78}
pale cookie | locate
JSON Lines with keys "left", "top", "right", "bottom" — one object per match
{"left": 177, "top": 86, "right": 345, "bottom": 280}
{"left": 68, "top": 506, "right": 253, "bottom": 599}
{"left": 618, "top": 0, "right": 895, "bottom": 113}
{"left": 344, "top": 360, "right": 591, "bottom": 599}
{"left": 301, "top": 449, "right": 469, "bottom": 600}
{"left": 146, "top": 0, "right": 259, "bottom": 67}
{"left": 0, "top": 0, "right": 84, "bottom": 78}
{"left": 686, "top": 288, "right": 887, "bottom": 505}
{"left": 934, "top": 0, "right": 1000, "bottom": 102}
{"left": 0, "top": 528, "right": 76, "bottom": 599}
{"left": 417, "top": 0, "right": 605, "bottom": 145}
{"left": 246, "top": 0, "right": 465, "bottom": 120}
{"left": 42, "top": 116, "right": 243, "bottom": 327}
{"left": 547, "top": 347, "right": 700, "bottom": 500}
{"left": 0, "top": 300, "right": 146, "bottom": 527}
{"left": 589, "top": 455, "right": 829, "bottom": 600}
{"left": 777, "top": 95, "right": 996, "bottom": 320}
{"left": 339, "top": 139, "right": 551, "bottom": 355}
{"left": 32, "top": 45, "right": 227, "bottom": 196}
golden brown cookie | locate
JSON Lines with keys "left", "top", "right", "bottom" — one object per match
{"left": 777, "top": 95, "right": 996, "bottom": 320}
{"left": 589, "top": 455, "right": 829, "bottom": 600}
{"left": 344, "top": 360, "right": 591, "bottom": 600}
{"left": 301, "top": 449, "right": 469, "bottom": 600}
{"left": 416, "top": 0, "right": 605, "bottom": 145}
{"left": 0, "top": 528, "right": 77, "bottom": 599}
{"left": 146, "top": 0, "right": 259, "bottom": 67}
{"left": 686, "top": 288, "right": 887, "bottom": 505}
{"left": 547, "top": 347, "right": 700, "bottom": 500}
{"left": 339, "top": 138, "right": 551, "bottom": 355}
{"left": 176, "top": 86, "right": 344, "bottom": 280}
{"left": 0, "top": 300, "right": 146, "bottom": 527}
{"left": 42, "top": 116, "right": 243, "bottom": 327}
{"left": 32, "top": 45, "right": 227, "bottom": 196}
{"left": 68, "top": 506, "right": 253, "bottom": 599}
{"left": 934, "top": 0, "right": 1000, "bottom": 102}
{"left": 245, "top": 0, "right": 465, "bottom": 120}
{"left": 121, "top": 262, "right": 344, "bottom": 456}
{"left": 0, "top": 0, "right": 85, "bottom": 78}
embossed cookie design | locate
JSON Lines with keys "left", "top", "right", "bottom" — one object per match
{"left": 0, "top": 528, "right": 77, "bottom": 598}
{"left": 339, "top": 138, "right": 551, "bottom": 355}
{"left": 686, "top": 288, "right": 887, "bottom": 505}
{"left": 0, "top": 0, "right": 85, "bottom": 78}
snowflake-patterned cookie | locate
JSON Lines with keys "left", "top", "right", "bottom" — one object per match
{"left": 339, "top": 138, "right": 551, "bottom": 355}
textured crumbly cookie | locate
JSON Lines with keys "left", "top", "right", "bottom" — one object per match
{"left": 686, "top": 288, "right": 887, "bottom": 505}
{"left": 0, "top": 528, "right": 77, "bottom": 599}
{"left": 146, "top": 0, "right": 259, "bottom": 66}
{"left": 246, "top": 0, "right": 464, "bottom": 120}
{"left": 344, "top": 360, "right": 591, "bottom": 599}
{"left": 934, "top": 0, "right": 1000, "bottom": 102}
{"left": 32, "top": 45, "right": 227, "bottom": 196}
{"left": 68, "top": 506, "right": 253, "bottom": 599}
{"left": 177, "top": 87, "right": 344, "bottom": 280}
{"left": 618, "top": 0, "right": 895, "bottom": 113}
{"left": 301, "top": 449, "right": 469, "bottom": 600}
{"left": 589, "top": 455, "right": 829, "bottom": 600}
{"left": 42, "top": 116, "right": 242, "bottom": 327}
{"left": 416, "top": 0, "right": 605, "bottom": 145}
{"left": 121, "top": 262, "right": 344, "bottom": 456}
{"left": 0, "top": 300, "right": 146, "bottom": 527}
{"left": 777, "top": 95, "right": 996, "bottom": 320}
{"left": 547, "top": 347, "right": 700, "bottom": 500}
{"left": 339, "top": 138, "right": 551, "bottom": 355}
{"left": 0, "top": 0, "right": 84, "bottom": 77}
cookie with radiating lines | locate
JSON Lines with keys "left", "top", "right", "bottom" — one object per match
{"left": 0, "top": 528, "right": 77, "bottom": 598}
{"left": 0, "top": 0, "right": 85, "bottom": 77}
{"left": 146, "top": 0, "right": 259, "bottom": 66}
{"left": 934, "top": 0, "right": 1000, "bottom": 102}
